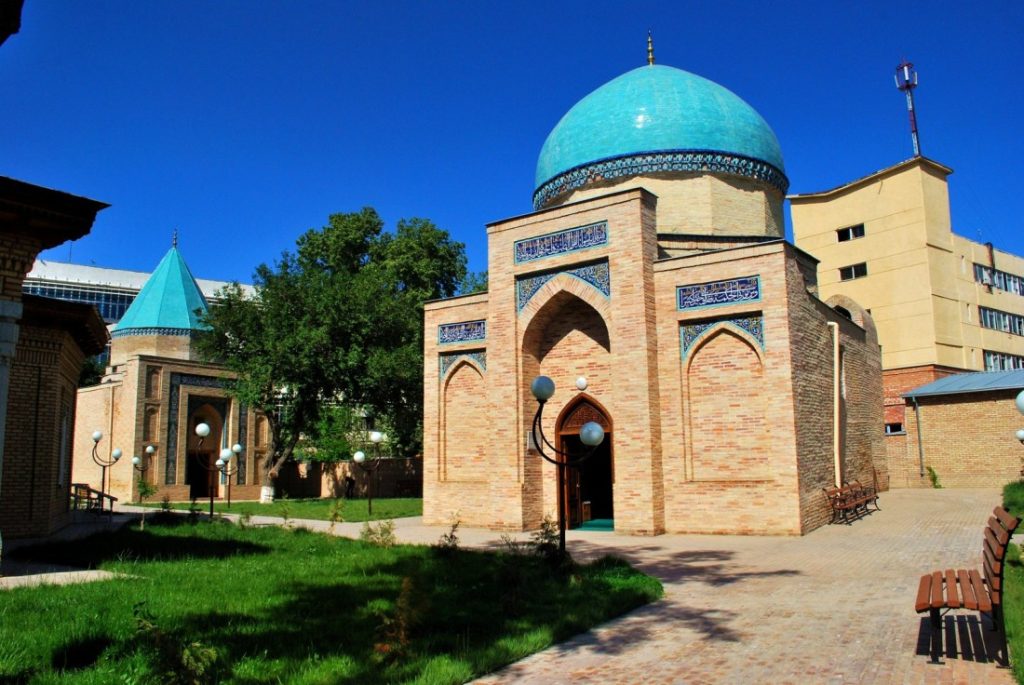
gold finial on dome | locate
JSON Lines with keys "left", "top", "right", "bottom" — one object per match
{"left": 172, "top": 228, "right": 178, "bottom": 248}
{"left": 647, "top": 30, "right": 655, "bottom": 65}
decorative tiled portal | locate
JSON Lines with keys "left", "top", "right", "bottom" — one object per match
{"left": 167, "top": 372, "right": 229, "bottom": 485}
{"left": 438, "top": 319, "right": 486, "bottom": 344}
{"left": 516, "top": 261, "right": 611, "bottom": 312}
{"left": 680, "top": 314, "right": 764, "bottom": 359}
{"left": 513, "top": 221, "right": 608, "bottom": 264}
{"left": 677, "top": 275, "right": 760, "bottom": 311}
{"left": 439, "top": 350, "right": 486, "bottom": 378}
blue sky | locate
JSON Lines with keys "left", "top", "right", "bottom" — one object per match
{"left": 3, "top": 1, "right": 1022, "bottom": 283}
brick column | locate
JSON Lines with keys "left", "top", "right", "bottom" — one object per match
{"left": 0, "top": 298, "right": 22, "bottom": 558}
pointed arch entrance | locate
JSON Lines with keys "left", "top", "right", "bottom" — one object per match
{"left": 556, "top": 396, "right": 613, "bottom": 530}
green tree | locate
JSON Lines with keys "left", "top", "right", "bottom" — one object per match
{"left": 79, "top": 356, "right": 105, "bottom": 387}
{"left": 197, "top": 208, "right": 466, "bottom": 491}
{"left": 459, "top": 270, "right": 488, "bottom": 295}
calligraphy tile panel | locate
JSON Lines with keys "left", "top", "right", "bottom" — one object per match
{"left": 677, "top": 275, "right": 760, "bottom": 311}
{"left": 513, "top": 221, "right": 608, "bottom": 264}
{"left": 438, "top": 319, "right": 486, "bottom": 344}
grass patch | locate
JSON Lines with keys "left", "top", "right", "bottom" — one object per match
{"left": 1003, "top": 481, "right": 1024, "bottom": 682}
{"left": 143, "top": 496, "right": 422, "bottom": 522}
{"left": 1, "top": 521, "right": 662, "bottom": 684}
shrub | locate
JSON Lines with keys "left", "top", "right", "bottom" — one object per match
{"left": 530, "top": 514, "right": 563, "bottom": 562}
{"left": 133, "top": 602, "right": 220, "bottom": 684}
{"left": 434, "top": 514, "right": 460, "bottom": 556}
{"left": 360, "top": 519, "right": 396, "bottom": 547}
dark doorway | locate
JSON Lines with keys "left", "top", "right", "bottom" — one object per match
{"left": 562, "top": 434, "right": 613, "bottom": 528}
{"left": 556, "top": 397, "right": 613, "bottom": 531}
{"left": 187, "top": 451, "right": 216, "bottom": 500}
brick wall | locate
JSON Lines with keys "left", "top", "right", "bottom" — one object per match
{"left": 563, "top": 173, "right": 784, "bottom": 238}
{"left": 0, "top": 323, "right": 84, "bottom": 537}
{"left": 882, "top": 365, "right": 960, "bottom": 427}
{"left": 898, "top": 389, "right": 1023, "bottom": 489}
{"left": 0, "top": 234, "right": 41, "bottom": 301}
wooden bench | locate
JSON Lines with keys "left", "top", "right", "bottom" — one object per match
{"left": 823, "top": 480, "right": 879, "bottom": 524}
{"left": 914, "top": 506, "right": 1020, "bottom": 663}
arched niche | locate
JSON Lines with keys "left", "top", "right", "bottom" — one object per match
{"left": 684, "top": 328, "right": 770, "bottom": 481}
{"left": 441, "top": 360, "right": 487, "bottom": 482}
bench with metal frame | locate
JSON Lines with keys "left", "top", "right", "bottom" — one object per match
{"left": 914, "top": 505, "right": 1020, "bottom": 664}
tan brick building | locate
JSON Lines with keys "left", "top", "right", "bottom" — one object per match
{"left": 790, "top": 157, "right": 1024, "bottom": 486}
{"left": 895, "top": 371, "right": 1024, "bottom": 488}
{"left": 73, "top": 245, "right": 269, "bottom": 505}
{"left": 423, "top": 61, "right": 885, "bottom": 536}
{"left": 0, "top": 176, "right": 107, "bottom": 541}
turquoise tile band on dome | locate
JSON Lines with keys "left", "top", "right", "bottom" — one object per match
{"left": 533, "top": 150, "right": 789, "bottom": 210}
{"left": 112, "top": 327, "right": 198, "bottom": 338}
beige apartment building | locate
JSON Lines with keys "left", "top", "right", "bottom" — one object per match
{"left": 790, "top": 157, "right": 1024, "bottom": 482}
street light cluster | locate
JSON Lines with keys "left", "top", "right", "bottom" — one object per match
{"left": 529, "top": 374, "right": 606, "bottom": 558}
{"left": 1017, "top": 389, "right": 1024, "bottom": 447}
{"left": 193, "top": 422, "right": 245, "bottom": 517}
{"left": 90, "top": 430, "right": 155, "bottom": 511}
{"left": 353, "top": 430, "right": 386, "bottom": 515}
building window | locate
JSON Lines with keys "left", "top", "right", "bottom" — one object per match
{"left": 984, "top": 350, "right": 1024, "bottom": 371}
{"left": 885, "top": 422, "right": 905, "bottom": 435}
{"left": 839, "top": 263, "right": 868, "bottom": 281}
{"left": 974, "top": 263, "right": 1024, "bottom": 297}
{"left": 836, "top": 224, "right": 865, "bottom": 242}
{"left": 979, "top": 307, "right": 1024, "bottom": 336}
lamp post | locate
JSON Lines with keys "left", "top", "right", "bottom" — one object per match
{"left": 90, "top": 430, "right": 122, "bottom": 512}
{"left": 1016, "top": 390, "right": 1024, "bottom": 478}
{"left": 528, "top": 375, "right": 606, "bottom": 558}
{"left": 352, "top": 430, "right": 385, "bottom": 517}
{"left": 131, "top": 446, "right": 153, "bottom": 503}
{"left": 216, "top": 444, "right": 242, "bottom": 508}
{"left": 194, "top": 422, "right": 218, "bottom": 519}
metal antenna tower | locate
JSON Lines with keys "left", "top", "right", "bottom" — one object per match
{"left": 895, "top": 60, "right": 921, "bottom": 157}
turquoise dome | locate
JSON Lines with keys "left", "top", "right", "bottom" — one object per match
{"left": 534, "top": 64, "right": 787, "bottom": 209}
{"left": 112, "top": 246, "right": 210, "bottom": 338}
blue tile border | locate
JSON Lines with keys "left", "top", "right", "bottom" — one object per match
{"left": 513, "top": 221, "right": 608, "bottom": 264}
{"left": 439, "top": 350, "right": 486, "bottom": 378}
{"left": 677, "top": 275, "right": 760, "bottom": 311}
{"left": 166, "top": 372, "right": 231, "bottom": 485}
{"left": 680, "top": 314, "right": 765, "bottom": 360}
{"left": 438, "top": 319, "right": 486, "bottom": 345}
{"left": 533, "top": 150, "right": 789, "bottom": 210}
{"left": 516, "top": 260, "right": 610, "bottom": 312}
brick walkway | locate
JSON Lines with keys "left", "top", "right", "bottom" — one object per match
{"left": 466, "top": 489, "right": 1016, "bottom": 684}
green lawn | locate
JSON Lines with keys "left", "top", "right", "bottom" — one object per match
{"left": 1004, "top": 481, "right": 1024, "bottom": 682}
{"left": 0, "top": 520, "right": 662, "bottom": 684}
{"left": 141, "top": 496, "right": 422, "bottom": 522}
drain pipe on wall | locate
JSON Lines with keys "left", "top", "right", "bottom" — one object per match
{"left": 828, "top": 322, "right": 841, "bottom": 487}
{"left": 912, "top": 396, "right": 926, "bottom": 478}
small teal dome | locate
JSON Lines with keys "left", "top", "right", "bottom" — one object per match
{"left": 534, "top": 64, "right": 787, "bottom": 209}
{"left": 112, "top": 247, "right": 210, "bottom": 338}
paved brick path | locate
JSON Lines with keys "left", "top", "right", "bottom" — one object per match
{"left": 466, "top": 489, "right": 1016, "bottom": 684}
